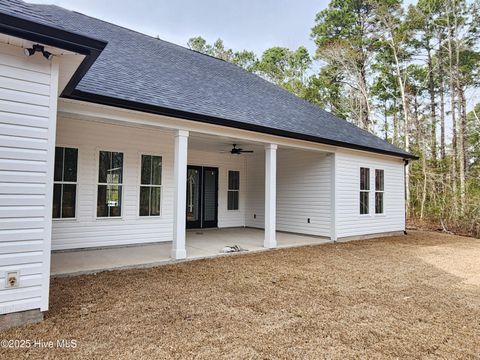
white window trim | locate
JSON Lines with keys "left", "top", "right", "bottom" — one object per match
{"left": 137, "top": 153, "right": 163, "bottom": 218}
{"left": 94, "top": 148, "right": 125, "bottom": 220}
{"left": 227, "top": 170, "right": 240, "bottom": 211}
{"left": 359, "top": 166, "right": 371, "bottom": 216}
{"left": 375, "top": 168, "right": 386, "bottom": 216}
{"left": 53, "top": 145, "right": 79, "bottom": 221}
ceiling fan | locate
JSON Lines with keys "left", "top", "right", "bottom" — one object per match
{"left": 221, "top": 144, "right": 254, "bottom": 155}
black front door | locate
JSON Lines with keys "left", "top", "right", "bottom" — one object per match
{"left": 186, "top": 166, "right": 218, "bottom": 229}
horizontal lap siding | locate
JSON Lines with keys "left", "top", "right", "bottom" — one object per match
{"left": 0, "top": 44, "right": 56, "bottom": 314}
{"left": 276, "top": 151, "right": 331, "bottom": 236}
{"left": 188, "top": 150, "right": 246, "bottom": 228}
{"left": 245, "top": 154, "right": 264, "bottom": 228}
{"left": 53, "top": 122, "right": 248, "bottom": 249}
{"left": 245, "top": 150, "right": 331, "bottom": 237}
{"left": 52, "top": 118, "right": 175, "bottom": 249}
{"left": 335, "top": 149, "right": 405, "bottom": 238}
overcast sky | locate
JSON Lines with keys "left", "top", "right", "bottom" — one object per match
{"left": 27, "top": 0, "right": 477, "bottom": 127}
{"left": 28, "top": 0, "right": 326, "bottom": 56}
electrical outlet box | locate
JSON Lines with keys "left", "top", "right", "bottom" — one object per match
{"left": 254, "top": 214, "right": 256, "bottom": 219}
{"left": 5, "top": 271, "right": 19, "bottom": 288}
{"left": 307, "top": 218, "right": 311, "bottom": 224}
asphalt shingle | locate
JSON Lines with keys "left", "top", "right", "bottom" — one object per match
{"left": 1, "top": 0, "right": 413, "bottom": 158}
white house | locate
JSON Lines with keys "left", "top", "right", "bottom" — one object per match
{"left": 0, "top": 0, "right": 415, "bottom": 328}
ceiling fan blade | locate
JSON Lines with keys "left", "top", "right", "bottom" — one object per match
{"left": 240, "top": 150, "right": 254, "bottom": 153}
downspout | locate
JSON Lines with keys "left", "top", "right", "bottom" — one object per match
{"left": 403, "top": 159, "right": 409, "bottom": 235}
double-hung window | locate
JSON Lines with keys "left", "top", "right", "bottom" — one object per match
{"left": 139, "top": 155, "right": 162, "bottom": 216}
{"left": 53, "top": 147, "right": 78, "bottom": 218}
{"left": 227, "top": 170, "right": 240, "bottom": 210}
{"left": 360, "top": 167, "right": 370, "bottom": 215}
{"left": 97, "top": 151, "right": 123, "bottom": 217}
{"left": 375, "top": 169, "right": 385, "bottom": 214}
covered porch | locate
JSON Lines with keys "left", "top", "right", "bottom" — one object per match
{"left": 51, "top": 102, "right": 336, "bottom": 275}
{"left": 51, "top": 228, "right": 331, "bottom": 276}
{"left": 170, "top": 130, "right": 335, "bottom": 259}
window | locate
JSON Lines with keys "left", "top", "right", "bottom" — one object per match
{"left": 360, "top": 167, "right": 370, "bottom": 215}
{"left": 139, "top": 155, "right": 162, "bottom": 216}
{"left": 97, "top": 151, "right": 123, "bottom": 217}
{"left": 53, "top": 147, "right": 78, "bottom": 218}
{"left": 227, "top": 170, "right": 239, "bottom": 210}
{"left": 375, "top": 169, "right": 385, "bottom": 214}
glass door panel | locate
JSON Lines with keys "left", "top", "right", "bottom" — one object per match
{"left": 186, "top": 166, "right": 201, "bottom": 228}
{"left": 202, "top": 167, "right": 218, "bottom": 227}
{"left": 186, "top": 166, "right": 218, "bottom": 229}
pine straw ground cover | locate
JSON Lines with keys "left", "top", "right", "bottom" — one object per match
{"left": 1, "top": 231, "right": 480, "bottom": 360}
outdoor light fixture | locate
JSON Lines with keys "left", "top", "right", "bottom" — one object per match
{"left": 23, "top": 44, "right": 53, "bottom": 60}
{"left": 42, "top": 50, "right": 53, "bottom": 60}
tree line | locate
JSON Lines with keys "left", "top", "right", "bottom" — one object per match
{"left": 188, "top": 0, "right": 480, "bottom": 237}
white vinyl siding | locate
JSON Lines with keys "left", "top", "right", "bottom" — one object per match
{"left": 52, "top": 118, "right": 175, "bottom": 249}
{"left": 0, "top": 44, "right": 59, "bottom": 314}
{"left": 53, "top": 113, "right": 405, "bottom": 248}
{"left": 277, "top": 150, "right": 331, "bottom": 236}
{"left": 52, "top": 119, "right": 248, "bottom": 249}
{"left": 245, "top": 149, "right": 332, "bottom": 237}
{"left": 245, "top": 153, "right": 265, "bottom": 228}
{"left": 335, "top": 149, "right": 405, "bottom": 238}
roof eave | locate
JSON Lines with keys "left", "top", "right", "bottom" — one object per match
{"left": 0, "top": 11, "right": 107, "bottom": 96}
{"left": 66, "top": 89, "right": 418, "bottom": 160}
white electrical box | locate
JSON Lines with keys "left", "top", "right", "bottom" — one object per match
{"left": 5, "top": 271, "right": 20, "bottom": 288}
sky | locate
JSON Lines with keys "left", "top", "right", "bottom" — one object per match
{"left": 26, "top": 0, "right": 477, "bottom": 121}
{"left": 28, "top": 0, "right": 327, "bottom": 56}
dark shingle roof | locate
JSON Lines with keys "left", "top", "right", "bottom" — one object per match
{"left": 1, "top": 0, "right": 414, "bottom": 158}
{"left": 0, "top": 0, "right": 55, "bottom": 26}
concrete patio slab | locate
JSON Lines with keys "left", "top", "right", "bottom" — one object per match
{"left": 51, "top": 228, "right": 331, "bottom": 276}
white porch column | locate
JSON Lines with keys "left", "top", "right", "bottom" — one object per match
{"left": 172, "top": 129, "right": 189, "bottom": 259}
{"left": 264, "top": 143, "right": 278, "bottom": 248}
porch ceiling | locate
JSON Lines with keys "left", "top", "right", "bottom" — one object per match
{"left": 187, "top": 131, "right": 332, "bottom": 156}
{"left": 188, "top": 132, "right": 264, "bottom": 154}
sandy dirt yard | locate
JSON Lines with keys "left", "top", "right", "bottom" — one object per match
{"left": 1, "top": 231, "right": 479, "bottom": 359}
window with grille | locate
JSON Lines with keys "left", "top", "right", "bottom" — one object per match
{"left": 375, "top": 169, "right": 384, "bottom": 214}
{"left": 139, "top": 155, "right": 162, "bottom": 216}
{"left": 53, "top": 147, "right": 78, "bottom": 219}
{"left": 97, "top": 151, "right": 123, "bottom": 217}
{"left": 360, "top": 167, "right": 370, "bottom": 215}
{"left": 227, "top": 170, "right": 239, "bottom": 210}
